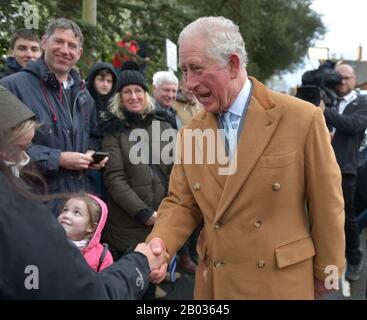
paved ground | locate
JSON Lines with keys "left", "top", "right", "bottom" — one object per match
{"left": 158, "top": 229, "right": 367, "bottom": 300}
{"left": 157, "top": 264, "right": 195, "bottom": 300}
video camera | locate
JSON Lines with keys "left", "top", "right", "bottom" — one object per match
{"left": 296, "top": 60, "right": 342, "bottom": 108}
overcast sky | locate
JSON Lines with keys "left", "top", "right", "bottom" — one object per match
{"left": 279, "top": 0, "right": 367, "bottom": 90}
{"left": 312, "top": 0, "right": 367, "bottom": 60}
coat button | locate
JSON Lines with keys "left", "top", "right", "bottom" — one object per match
{"left": 214, "top": 260, "right": 224, "bottom": 268}
{"left": 214, "top": 222, "right": 221, "bottom": 229}
{"left": 193, "top": 183, "right": 200, "bottom": 191}
{"left": 254, "top": 220, "right": 262, "bottom": 228}
{"left": 272, "top": 183, "right": 281, "bottom": 191}
{"left": 257, "top": 260, "right": 266, "bottom": 268}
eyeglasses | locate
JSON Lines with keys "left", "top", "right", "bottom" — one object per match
{"left": 122, "top": 88, "right": 145, "bottom": 97}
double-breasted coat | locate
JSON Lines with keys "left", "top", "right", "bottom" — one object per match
{"left": 147, "top": 77, "right": 345, "bottom": 299}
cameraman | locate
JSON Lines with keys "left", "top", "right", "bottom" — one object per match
{"left": 323, "top": 63, "right": 367, "bottom": 281}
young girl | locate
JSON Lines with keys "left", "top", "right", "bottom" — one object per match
{"left": 58, "top": 193, "right": 113, "bottom": 272}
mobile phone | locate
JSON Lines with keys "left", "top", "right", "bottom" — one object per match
{"left": 92, "top": 151, "right": 109, "bottom": 164}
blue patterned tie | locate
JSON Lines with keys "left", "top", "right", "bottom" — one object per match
{"left": 222, "top": 112, "right": 238, "bottom": 158}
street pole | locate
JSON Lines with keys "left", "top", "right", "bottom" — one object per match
{"left": 82, "top": 0, "right": 97, "bottom": 26}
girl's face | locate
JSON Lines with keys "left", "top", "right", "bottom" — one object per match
{"left": 94, "top": 73, "right": 113, "bottom": 96}
{"left": 58, "top": 198, "right": 95, "bottom": 241}
{"left": 120, "top": 84, "right": 146, "bottom": 114}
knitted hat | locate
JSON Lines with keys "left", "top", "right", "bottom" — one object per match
{"left": 0, "top": 86, "right": 35, "bottom": 133}
{"left": 116, "top": 61, "right": 148, "bottom": 92}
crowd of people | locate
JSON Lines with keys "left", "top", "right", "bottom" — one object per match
{"left": 0, "top": 15, "right": 366, "bottom": 300}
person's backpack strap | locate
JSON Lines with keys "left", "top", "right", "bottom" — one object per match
{"left": 97, "top": 243, "right": 109, "bottom": 272}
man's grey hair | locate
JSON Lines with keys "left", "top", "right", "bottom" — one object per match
{"left": 178, "top": 16, "right": 247, "bottom": 68}
{"left": 152, "top": 71, "right": 179, "bottom": 87}
{"left": 45, "top": 18, "right": 84, "bottom": 47}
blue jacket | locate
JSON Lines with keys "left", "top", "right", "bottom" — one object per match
{"left": 0, "top": 58, "right": 99, "bottom": 196}
{"left": 0, "top": 57, "right": 22, "bottom": 80}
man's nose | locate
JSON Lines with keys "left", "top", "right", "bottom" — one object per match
{"left": 59, "top": 43, "right": 69, "bottom": 55}
{"left": 25, "top": 48, "right": 33, "bottom": 57}
{"left": 185, "top": 73, "right": 198, "bottom": 91}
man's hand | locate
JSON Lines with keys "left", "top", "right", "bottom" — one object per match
{"left": 59, "top": 151, "right": 93, "bottom": 170}
{"left": 145, "top": 211, "right": 158, "bottom": 226}
{"left": 147, "top": 237, "right": 169, "bottom": 283}
{"left": 134, "top": 242, "right": 168, "bottom": 272}
{"left": 86, "top": 150, "right": 109, "bottom": 169}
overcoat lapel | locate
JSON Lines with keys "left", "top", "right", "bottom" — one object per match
{"left": 215, "top": 97, "right": 284, "bottom": 221}
{"left": 188, "top": 112, "right": 228, "bottom": 189}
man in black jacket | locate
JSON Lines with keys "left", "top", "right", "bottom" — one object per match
{"left": 324, "top": 63, "right": 367, "bottom": 281}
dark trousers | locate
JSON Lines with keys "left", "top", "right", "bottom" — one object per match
{"left": 343, "top": 174, "right": 362, "bottom": 266}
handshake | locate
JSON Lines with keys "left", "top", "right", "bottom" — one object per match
{"left": 134, "top": 237, "right": 169, "bottom": 284}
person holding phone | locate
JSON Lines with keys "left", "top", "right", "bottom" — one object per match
{"left": 0, "top": 19, "right": 108, "bottom": 215}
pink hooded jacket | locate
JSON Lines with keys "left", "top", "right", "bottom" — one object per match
{"left": 81, "top": 194, "right": 113, "bottom": 272}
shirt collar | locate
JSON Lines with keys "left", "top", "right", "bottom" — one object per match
{"left": 62, "top": 75, "right": 74, "bottom": 89}
{"left": 227, "top": 78, "right": 252, "bottom": 117}
{"left": 340, "top": 90, "right": 357, "bottom": 104}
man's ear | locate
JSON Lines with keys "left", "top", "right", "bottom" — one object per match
{"left": 41, "top": 35, "right": 47, "bottom": 51}
{"left": 86, "top": 222, "right": 97, "bottom": 234}
{"left": 229, "top": 53, "right": 241, "bottom": 79}
{"left": 77, "top": 47, "right": 83, "bottom": 61}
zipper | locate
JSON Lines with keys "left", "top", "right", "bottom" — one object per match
{"left": 60, "top": 85, "right": 73, "bottom": 122}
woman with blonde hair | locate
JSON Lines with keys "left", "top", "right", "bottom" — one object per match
{"left": 101, "top": 63, "right": 174, "bottom": 299}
